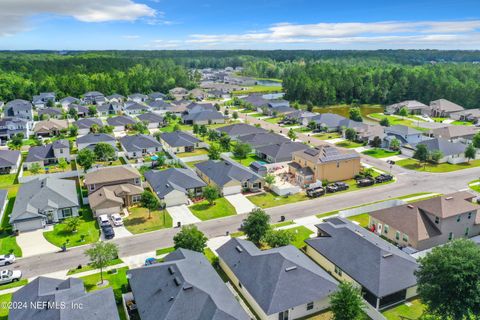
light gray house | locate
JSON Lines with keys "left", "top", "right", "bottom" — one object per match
{"left": 182, "top": 110, "right": 225, "bottom": 125}
{"left": 10, "top": 177, "right": 80, "bottom": 232}
{"left": 82, "top": 91, "right": 105, "bottom": 105}
{"left": 450, "top": 108, "right": 480, "bottom": 123}
{"left": 0, "top": 117, "right": 30, "bottom": 145}
{"left": 216, "top": 123, "right": 267, "bottom": 138}
{"left": 127, "top": 93, "right": 148, "bottom": 103}
{"left": 256, "top": 141, "right": 309, "bottom": 163}
{"left": 4, "top": 99, "right": 34, "bottom": 126}
{"left": 160, "top": 131, "right": 206, "bottom": 154}
{"left": 305, "top": 217, "right": 418, "bottom": 310}
{"left": 218, "top": 238, "right": 338, "bottom": 320}
{"left": 401, "top": 138, "right": 467, "bottom": 164}
{"left": 32, "top": 92, "right": 56, "bottom": 108}
{"left": 136, "top": 112, "right": 166, "bottom": 129}
{"left": 23, "top": 140, "right": 71, "bottom": 170}
{"left": 59, "top": 96, "right": 79, "bottom": 109}
{"left": 429, "top": 125, "right": 478, "bottom": 144}
{"left": 145, "top": 168, "right": 207, "bottom": 207}
{"left": 0, "top": 150, "right": 21, "bottom": 174}
{"left": 106, "top": 93, "right": 125, "bottom": 103}
{"left": 148, "top": 92, "right": 167, "bottom": 101}
{"left": 124, "top": 102, "right": 150, "bottom": 115}
{"left": 120, "top": 134, "right": 162, "bottom": 159}
{"left": 74, "top": 118, "right": 104, "bottom": 135}
{"left": 383, "top": 125, "right": 426, "bottom": 147}
{"left": 11, "top": 276, "right": 119, "bottom": 320}
{"left": 97, "top": 102, "right": 122, "bottom": 116}
{"left": 283, "top": 110, "right": 317, "bottom": 126}
{"left": 237, "top": 132, "right": 289, "bottom": 150}
{"left": 38, "top": 107, "right": 63, "bottom": 119}
{"left": 76, "top": 133, "right": 117, "bottom": 151}
{"left": 126, "top": 248, "right": 250, "bottom": 320}
{"left": 385, "top": 100, "right": 429, "bottom": 115}
{"left": 369, "top": 191, "right": 480, "bottom": 251}
{"left": 309, "top": 113, "right": 363, "bottom": 132}
{"left": 195, "top": 159, "right": 263, "bottom": 195}
{"left": 106, "top": 115, "right": 137, "bottom": 132}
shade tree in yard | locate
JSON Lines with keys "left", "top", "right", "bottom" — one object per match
{"left": 173, "top": 225, "right": 208, "bottom": 253}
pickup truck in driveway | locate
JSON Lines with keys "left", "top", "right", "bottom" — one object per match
{"left": 0, "top": 269, "right": 22, "bottom": 285}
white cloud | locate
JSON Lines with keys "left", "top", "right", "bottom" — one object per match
{"left": 122, "top": 35, "right": 140, "bottom": 39}
{"left": 0, "top": 0, "right": 156, "bottom": 36}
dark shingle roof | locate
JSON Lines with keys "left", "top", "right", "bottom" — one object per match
{"left": 195, "top": 159, "right": 262, "bottom": 187}
{"left": 237, "top": 132, "right": 289, "bottom": 149}
{"left": 10, "top": 276, "right": 119, "bottom": 320}
{"left": 25, "top": 140, "right": 69, "bottom": 163}
{"left": 256, "top": 142, "right": 309, "bottom": 162}
{"left": 137, "top": 112, "right": 164, "bottom": 124}
{"left": 120, "top": 134, "right": 161, "bottom": 152}
{"left": 216, "top": 123, "right": 267, "bottom": 138}
{"left": 0, "top": 150, "right": 20, "bottom": 168}
{"left": 385, "top": 125, "right": 422, "bottom": 136}
{"left": 183, "top": 111, "right": 224, "bottom": 122}
{"left": 4, "top": 99, "right": 32, "bottom": 116}
{"left": 77, "top": 133, "right": 115, "bottom": 145}
{"left": 160, "top": 131, "right": 201, "bottom": 148}
{"left": 306, "top": 217, "right": 418, "bottom": 297}
{"left": 127, "top": 249, "right": 249, "bottom": 320}
{"left": 74, "top": 118, "right": 103, "bottom": 129}
{"left": 217, "top": 238, "right": 338, "bottom": 315}
{"left": 125, "top": 102, "right": 149, "bottom": 111}
{"left": 106, "top": 115, "right": 136, "bottom": 126}
{"left": 145, "top": 168, "right": 206, "bottom": 198}
{"left": 38, "top": 108, "right": 63, "bottom": 117}
{"left": 412, "top": 138, "right": 466, "bottom": 156}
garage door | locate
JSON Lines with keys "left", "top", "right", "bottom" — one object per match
{"left": 164, "top": 193, "right": 188, "bottom": 207}
{"left": 223, "top": 185, "right": 242, "bottom": 195}
{"left": 95, "top": 207, "right": 121, "bottom": 217}
{"left": 15, "top": 219, "right": 45, "bottom": 232}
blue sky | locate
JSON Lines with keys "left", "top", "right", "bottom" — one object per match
{"left": 1, "top": 0, "right": 480, "bottom": 50}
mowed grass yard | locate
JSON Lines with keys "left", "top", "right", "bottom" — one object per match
{"left": 312, "top": 132, "right": 342, "bottom": 140}
{"left": 335, "top": 140, "right": 364, "bottom": 148}
{"left": 190, "top": 198, "right": 237, "bottom": 220}
{"left": 176, "top": 148, "right": 209, "bottom": 158}
{"left": 43, "top": 207, "right": 100, "bottom": 248}
{"left": 248, "top": 191, "right": 309, "bottom": 209}
{"left": 231, "top": 153, "right": 263, "bottom": 166}
{"left": 397, "top": 158, "right": 480, "bottom": 173}
{"left": 362, "top": 148, "right": 400, "bottom": 158}
{"left": 0, "top": 183, "right": 23, "bottom": 257}
{"left": 124, "top": 207, "right": 173, "bottom": 234}
{"left": 288, "top": 226, "right": 313, "bottom": 248}
{"left": 369, "top": 113, "right": 428, "bottom": 131}
{"left": 382, "top": 299, "right": 426, "bottom": 320}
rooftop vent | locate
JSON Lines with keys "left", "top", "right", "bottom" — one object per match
{"left": 169, "top": 296, "right": 174, "bottom": 302}
{"left": 183, "top": 284, "right": 193, "bottom": 290}
{"left": 235, "top": 246, "right": 243, "bottom": 253}
{"left": 173, "top": 277, "right": 181, "bottom": 287}
{"left": 285, "top": 266, "right": 297, "bottom": 272}
{"left": 382, "top": 253, "right": 393, "bottom": 258}
{"left": 168, "top": 266, "right": 175, "bottom": 275}
{"left": 445, "top": 196, "right": 453, "bottom": 200}
{"left": 407, "top": 205, "right": 414, "bottom": 209}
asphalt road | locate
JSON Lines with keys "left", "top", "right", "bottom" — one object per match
{"left": 6, "top": 112, "right": 480, "bottom": 279}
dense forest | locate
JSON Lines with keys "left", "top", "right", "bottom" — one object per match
{"left": 1, "top": 50, "right": 480, "bottom": 108}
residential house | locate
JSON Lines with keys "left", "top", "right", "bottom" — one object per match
{"left": 97, "top": 102, "right": 122, "bottom": 116}
{"left": 59, "top": 96, "right": 79, "bottom": 109}
{"left": 169, "top": 87, "right": 189, "bottom": 100}
{"left": 124, "top": 102, "right": 150, "bottom": 115}
{"left": 126, "top": 249, "right": 249, "bottom": 320}
{"left": 32, "top": 92, "right": 56, "bottom": 108}
{"left": 0, "top": 190, "right": 7, "bottom": 222}
{"left": 450, "top": 108, "right": 480, "bottom": 123}
{"left": 195, "top": 159, "right": 263, "bottom": 195}
{"left": 24, "top": 140, "right": 70, "bottom": 170}
{"left": 353, "top": 124, "right": 386, "bottom": 144}
{"left": 106, "top": 93, "right": 125, "bottom": 103}
{"left": 145, "top": 169, "right": 206, "bottom": 207}
{"left": 74, "top": 118, "right": 104, "bottom": 135}
{"left": 305, "top": 217, "right": 418, "bottom": 310}
{"left": 430, "top": 99, "right": 465, "bottom": 117}
{"left": 385, "top": 100, "right": 429, "bottom": 115}
{"left": 240, "top": 94, "right": 269, "bottom": 109}
{"left": 160, "top": 131, "right": 206, "bottom": 154}
{"left": 76, "top": 133, "right": 117, "bottom": 151}
{"left": 429, "top": 125, "right": 478, "bottom": 144}
{"left": 188, "top": 88, "right": 208, "bottom": 101}
{"left": 147, "top": 100, "right": 177, "bottom": 114}
{"left": 369, "top": 192, "right": 480, "bottom": 250}
{"left": 216, "top": 123, "right": 267, "bottom": 138}
{"left": 68, "top": 104, "right": 88, "bottom": 118}
{"left": 33, "top": 119, "right": 68, "bottom": 137}
{"left": 208, "top": 89, "right": 230, "bottom": 99}
{"left": 185, "top": 102, "right": 217, "bottom": 114}
{"left": 148, "top": 92, "right": 167, "bottom": 101}
{"left": 260, "top": 100, "right": 295, "bottom": 116}
{"left": 218, "top": 238, "right": 338, "bottom": 320}
{"left": 10, "top": 177, "right": 80, "bottom": 231}
{"left": 256, "top": 142, "right": 309, "bottom": 163}
{"left": 309, "top": 113, "right": 362, "bottom": 132}
{"left": 383, "top": 125, "right": 426, "bottom": 148}
{"left": 182, "top": 110, "right": 225, "bottom": 125}
{"left": 401, "top": 138, "right": 467, "bottom": 164}
{"left": 283, "top": 110, "right": 317, "bottom": 126}
{"left": 38, "top": 107, "right": 63, "bottom": 119}
{"left": 0, "top": 150, "right": 21, "bottom": 174}
{"left": 107, "top": 115, "right": 137, "bottom": 132}
{"left": 289, "top": 146, "right": 361, "bottom": 186}
{"left": 4, "top": 99, "right": 34, "bottom": 124}
{"left": 10, "top": 276, "right": 119, "bottom": 320}
{"left": 82, "top": 91, "right": 106, "bottom": 105}
{"left": 0, "top": 117, "right": 29, "bottom": 144}
{"left": 85, "top": 166, "right": 143, "bottom": 216}
{"left": 237, "top": 132, "right": 289, "bottom": 150}
{"left": 137, "top": 112, "right": 166, "bottom": 129}
{"left": 120, "top": 134, "right": 162, "bottom": 159}
{"left": 127, "top": 93, "right": 148, "bottom": 103}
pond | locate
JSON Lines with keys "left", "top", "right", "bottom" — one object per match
{"left": 262, "top": 93, "right": 285, "bottom": 99}
{"left": 313, "top": 104, "right": 384, "bottom": 124}
{"left": 256, "top": 80, "right": 282, "bottom": 87}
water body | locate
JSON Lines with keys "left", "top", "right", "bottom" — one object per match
{"left": 262, "top": 93, "right": 285, "bottom": 100}
{"left": 256, "top": 80, "right": 282, "bottom": 87}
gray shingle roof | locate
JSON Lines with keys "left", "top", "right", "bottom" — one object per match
{"left": 38, "top": 108, "right": 63, "bottom": 116}
{"left": 411, "top": 138, "right": 466, "bottom": 156}
{"left": 385, "top": 125, "right": 422, "bottom": 136}
{"left": 0, "top": 150, "right": 20, "bottom": 168}
{"left": 137, "top": 112, "right": 164, "bottom": 124}
{"left": 182, "top": 111, "right": 225, "bottom": 122}
{"left": 430, "top": 99, "right": 464, "bottom": 113}
{"left": 120, "top": 134, "right": 161, "bottom": 152}
{"left": 217, "top": 238, "right": 338, "bottom": 315}
{"left": 4, "top": 99, "right": 33, "bottom": 116}
{"left": 147, "top": 100, "right": 172, "bottom": 110}
{"left": 10, "top": 276, "right": 119, "bottom": 320}
{"left": 127, "top": 249, "right": 249, "bottom": 320}
{"left": 10, "top": 178, "right": 79, "bottom": 224}
{"left": 195, "top": 159, "right": 262, "bottom": 187}
{"left": 256, "top": 142, "right": 309, "bottom": 162}
{"left": 310, "top": 113, "right": 363, "bottom": 129}
{"left": 106, "top": 115, "right": 136, "bottom": 126}
{"left": 160, "top": 131, "right": 201, "bottom": 148}
{"left": 145, "top": 168, "right": 206, "bottom": 198}
{"left": 148, "top": 92, "right": 167, "bottom": 100}
{"left": 216, "top": 123, "right": 267, "bottom": 138}
{"left": 306, "top": 217, "right": 418, "bottom": 298}
{"left": 25, "top": 140, "right": 69, "bottom": 163}
{"left": 76, "top": 133, "right": 115, "bottom": 145}
{"left": 125, "top": 102, "right": 149, "bottom": 111}
{"left": 74, "top": 118, "right": 103, "bottom": 129}
{"left": 237, "top": 132, "right": 289, "bottom": 149}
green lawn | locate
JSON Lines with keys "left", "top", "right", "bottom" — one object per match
{"left": 335, "top": 140, "right": 364, "bottom": 148}
{"left": 80, "top": 267, "right": 129, "bottom": 320}
{"left": 231, "top": 153, "right": 263, "bottom": 166}
{"left": 362, "top": 148, "right": 400, "bottom": 158}
{"left": 0, "top": 175, "right": 16, "bottom": 189}
{"left": 232, "top": 85, "right": 282, "bottom": 95}
{"left": 156, "top": 246, "right": 175, "bottom": 256}
{"left": 67, "top": 258, "right": 123, "bottom": 275}
{"left": 313, "top": 132, "right": 342, "bottom": 140}
{"left": 190, "top": 198, "right": 237, "bottom": 221}
{"left": 203, "top": 248, "right": 216, "bottom": 263}
{"left": 123, "top": 207, "right": 173, "bottom": 234}
{"left": 176, "top": 148, "right": 209, "bottom": 158}
{"left": 23, "top": 163, "right": 73, "bottom": 176}
{"left": 185, "top": 160, "right": 207, "bottom": 168}
{"left": 397, "top": 158, "right": 480, "bottom": 173}
{"left": 0, "top": 233, "right": 22, "bottom": 257}
{"left": 249, "top": 113, "right": 264, "bottom": 117}
{"left": 369, "top": 113, "right": 428, "bottom": 131}
{"left": 264, "top": 117, "right": 282, "bottom": 124}
{"left": 347, "top": 213, "right": 370, "bottom": 227}
{"left": 293, "top": 127, "right": 312, "bottom": 133}
{"left": 289, "top": 226, "right": 313, "bottom": 248}
{"left": 272, "top": 220, "right": 295, "bottom": 228}
{"left": 248, "top": 191, "right": 309, "bottom": 209}
{"left": 312, "top": 104, "right": 384, "bottom": 119}
{"left": 469, "top": 179, "right": 480, "bottom": 192}
{"left": 0, "top": 279, "right": 27, "bottom": 290}
{"left": 0, "top": 293, "right": 12, "bottom": 320}
{"left": 452, "top": 120, "right": 474, "bottom": 126}
{"left": 43, "top": 206, "right": 100, "bottom": 248}
{"left": 382, "top": 299, "right": 426, "bottom": 320}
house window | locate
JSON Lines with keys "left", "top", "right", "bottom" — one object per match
{"left": 395, "top": 231, "right": 400, "bottom": 240}
{"left": 306, "top": 302, "right": 314, "bottom": 311}
{"left": 434, "top": 217, "right": 440, "bottom": 224}
{"left": 402, "top": 234, "right": 409, "bottom": 242}
{"left": 334, "top": 266, "right": 342, "bottom": 276}
{"left": 468, "top": 212, "right": 472, "bottom": 219}
{"left": 60, "top": 149, "right": 63, "bottom": 154}
{"left": 448, "top": 232, "right": 454, "bottom": 241}
{"left": 336, "top": 162, "right": 340, "bottom": 168}
{"left": 384, "top": 225, "right": 389, "bottom": 234}
{"left": 132, "top": 195, "right": 141, "bottom": 203}
{"left": 457, "top": 215, "right": 461, "bottom": 222}
{"left": 61, "top": 208, "right": 72, "bottom": 218}
{"left": 465, "top": 228, "right": 470, "bottom": 236}
{"left": 135, "top": 178, "right": 140, "bottom": 185}
{"left": 89, "top": 184, "right": 95, "bottom": 191}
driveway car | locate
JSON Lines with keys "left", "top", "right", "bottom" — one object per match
{"left": 111, "top": 213, "right": 123, "bottom": 226}
{"left": 375, "top": 174, "right": 393, "bottom": 183}
{"left": 326, "top": 182, "right": 349, "bottom": 193}
{"left": 0, "top": 270, "right": 21, "bottom": 285}
{"left": 98, "top": 214, "right": 111, "bottom": 227}
{"left": 0, "top": 254, "right": 15, "bottom": 266}
{"left": 357, "top": 177, "right": 375, "bottom": 187}
{"left": 102, "top": 225, "right": 115, "bottom": 239}
{"left": 306, "top": 186, "right": 325, "bottom": 198}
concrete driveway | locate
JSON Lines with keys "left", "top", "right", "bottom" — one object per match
{"left": 225, "top": 194, "right": 256, "bottom": 214}
{"left": 167, "top": 205, "right": 200, "bottom": 226}
{"left": 17, "top": 229, "right": 59, "bottom": 258}
{"left": 100, "top": 225, "right": 132, "bottom": 241}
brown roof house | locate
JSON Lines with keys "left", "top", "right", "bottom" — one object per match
{"left": 369, "top": 192, "right": 480, "bottom": 251}
{"left": 288, "top": 146, "right": 361, "bottom": 187}
{"left": 33, "top": 119, "right": 68, "bottom": 137}
{"left": 84, "top": 166, "right": 143, "bottom": 216}
{"left": 429, "top": 125, "right": 479, "bottom": 144}
{"left": 429, "top": 99, "right": 465, "bottom": 117}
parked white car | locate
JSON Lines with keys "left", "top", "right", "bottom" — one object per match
{"left": 111, "top": 213, "right": 123, "bottom": 226}
{"left": 0, "top": 254, "right": 15, "bottom": 266}
{"left": 98, "top": 214, "right": 111, "bottom": 227}
{"left": 0, "top": 270, "right": 22, "bottom": 285}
